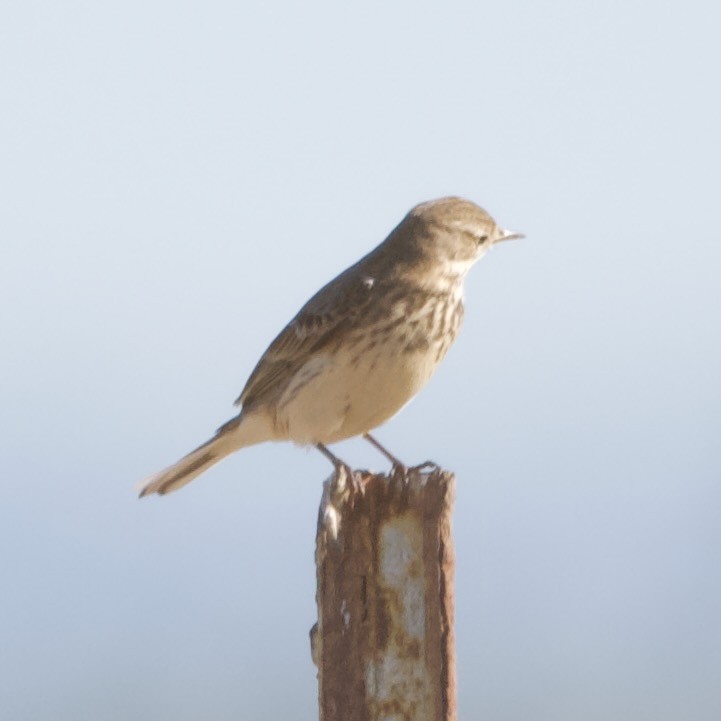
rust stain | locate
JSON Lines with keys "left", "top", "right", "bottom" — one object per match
{"left": 315, "top": 467, "right": 456, "bottom": 720}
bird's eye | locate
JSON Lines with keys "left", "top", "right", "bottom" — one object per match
{"left": 477, "top": 234, "right": 488, "bottom": 245}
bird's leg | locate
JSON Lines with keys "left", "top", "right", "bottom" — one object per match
{"left": 363, "top": 433, "right": 409, "bottom": 478}
{"left": 315, "top": 442, "right": 349, "bottom": 468}
{"left": 315, "top": 443, "right": 363, "bottom": 493}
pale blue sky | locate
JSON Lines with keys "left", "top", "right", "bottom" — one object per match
{"left": 1, "top": 1, "right": 719, "bottom": 720}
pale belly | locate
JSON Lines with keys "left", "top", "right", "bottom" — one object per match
{"left": 275, "top": 343, "right": 444, "bottom": 445}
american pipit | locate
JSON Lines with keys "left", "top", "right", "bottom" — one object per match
{"left": 138, "top": 197, "right": 521, "bottom": 497}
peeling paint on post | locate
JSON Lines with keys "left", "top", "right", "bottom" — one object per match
{"left": 313, "top": 466, "right": 456, "bottom": 721}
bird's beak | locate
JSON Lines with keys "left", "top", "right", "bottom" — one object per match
{"left": 494, "top": 228, "right": 524, "bottom": 243}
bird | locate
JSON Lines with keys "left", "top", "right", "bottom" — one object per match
{"left": 138, "top": 196, "right": 521, "bottom": 497}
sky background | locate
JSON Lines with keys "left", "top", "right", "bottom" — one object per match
{"left": 1, "top": 1, "right": 719, "bottom": 720}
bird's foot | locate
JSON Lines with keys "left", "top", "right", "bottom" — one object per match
{"left": 363, "top": 433, "right": 410, "bottom": 478}
{"left": 332, "top": 461, "right": 365, "bottom": 496}
{"left": 409, "top": 460, "right": 440, "bottom": 474}
{"left": 316, "top": 443, "right": 365, "bottom": 495}
{"left": 344, "top": 464, "right": 367, "bottom": 494}
{"left": 389, "top": 461, "right": 410, "bottom": 482}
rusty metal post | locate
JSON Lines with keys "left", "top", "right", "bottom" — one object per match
{"left": 312, "top": 466, "right": 456, "bottom": 721}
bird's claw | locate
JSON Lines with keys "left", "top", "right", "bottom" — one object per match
{"left": 331, "top": 462, "right": 366, "bottom": 496}
{"left": 390, "top": 462, "right": 410, "bottom": 482}
{"left": 349, "top": 468, "right": 366, "bottom": 495}
{"left": 390, "top": 460, "right": 439, "bottom": 483}
{"left": 409, "top": 460, "right": 440, "bottom": 473}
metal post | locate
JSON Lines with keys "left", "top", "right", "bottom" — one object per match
{"left": 312, "top": 466, "right": 456, "bottom": 721}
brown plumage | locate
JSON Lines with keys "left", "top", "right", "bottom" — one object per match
{"left": 138, "top": 197, "right": 521, "bottom": 497}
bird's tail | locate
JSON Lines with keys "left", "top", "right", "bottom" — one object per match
{"left": 137, "top": 413, "right": 267, "bottom": 498}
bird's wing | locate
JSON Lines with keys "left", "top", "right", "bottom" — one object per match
{"left": 235, "top": 265, "right": 377, "bottom": 409}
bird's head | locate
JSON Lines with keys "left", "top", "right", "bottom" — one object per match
{"left": 406, "top": 196, "right": 522, "bottom": 274}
